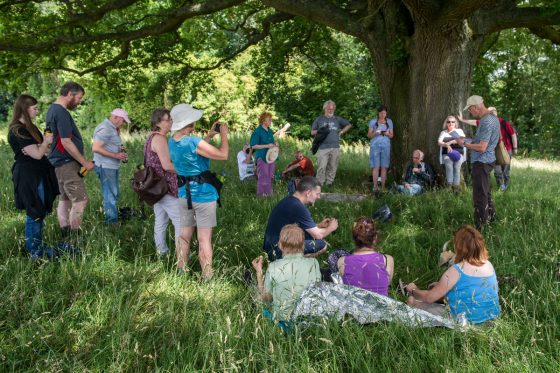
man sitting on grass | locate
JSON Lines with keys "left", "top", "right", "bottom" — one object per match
{"left": 396, "top": 149, "right": 434, "bottom": 196}
{"left": 262, "top": 176, "right": 338, "bottom": 261}
{"left": 252, "top": 224, "right": 321, "bottom": 330}
{"left": 281, "top": 150, "right": 315, "bottom": 180}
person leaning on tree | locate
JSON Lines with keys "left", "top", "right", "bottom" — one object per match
{"left": 458, "top": 106, "right": 518, "bottom": 191}
{"left": 92, "top": 108, "right": 130, "bottom": 224}
{"left": 311, "top": 100, "right": 352, "bottom": 186}
{"left": 46, "top": 82, "right": 93, "bottom": 240}
{"left": 456, "top": 95, "right": 500, "bottom": 230}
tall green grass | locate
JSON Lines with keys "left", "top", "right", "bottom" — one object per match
{"left": 0, "top": 130, "right": 558, "bottom": 372}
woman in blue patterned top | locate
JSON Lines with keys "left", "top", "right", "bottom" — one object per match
{"left": 405, "top": 225, "right": 501, "bottom": 324}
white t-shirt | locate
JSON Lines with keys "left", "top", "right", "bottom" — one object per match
{"left": 237, "top": 151, "right": 255, "bottom": 180}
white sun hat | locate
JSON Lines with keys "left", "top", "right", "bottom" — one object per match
{"left": 266, "top": 146, "right": 279, "bottom": 163}
{"left": 170, "top": 103, "right": 204, "bottom": 131}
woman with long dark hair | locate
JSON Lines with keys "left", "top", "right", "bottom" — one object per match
{"left": 8, "top": 94, "right": 60, "bottom": 260}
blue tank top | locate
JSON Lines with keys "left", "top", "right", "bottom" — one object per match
{"left": 168, "top": 135, "right": 218, "bottom": 203}
{"left": 447, "top": 263, "right": 501, "bottom": 324}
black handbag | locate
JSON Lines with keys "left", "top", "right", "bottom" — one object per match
{"left": 130, "top": 164, "right": 168, "bottom": 206}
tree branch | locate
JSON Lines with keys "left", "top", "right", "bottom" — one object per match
{"left": 263, "top": 0, "right": 363, "bottom": 38}
{"left": 0, "top": 0, "right": 246, "bottom": 52}
{"left": 436, "top": 0, "right": 498, "bottom": 23}
{"left": 57, "top": 41, "right": 131, "bottom": 76}
{"left": 529, "top": 26, "right": 560, "bottom": 45}
{"left": 477, "top": 6, "right": 560, "bottom": 35}
{"left": 164, "top": 12, "right": 294, "bottom": 73}
{"left": 65, "top": 0, "right": 141, "bottom": 26}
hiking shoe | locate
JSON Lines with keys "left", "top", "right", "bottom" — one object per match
{"left": 500, "top": 184, "right": 507, "bottom": 191}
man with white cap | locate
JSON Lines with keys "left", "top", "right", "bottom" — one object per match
{"left": 456, "top": 95, "right": 500, "bottom": 229}
{"left": 92, "top": 108, "right": 130, "bottom": 224}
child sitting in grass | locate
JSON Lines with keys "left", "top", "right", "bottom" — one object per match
{"left": 405, "top": 225, "right": 501, "bottom": 324}
{"left": 252, "top": 224, "right": 321, "bottom": 328}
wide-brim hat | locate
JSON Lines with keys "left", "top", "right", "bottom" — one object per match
{"left": 170, "top": 103, "right": 204, "bottom": 131}
{"left": 266, "top": 147, "right": 279, "bottom": 163}
{"left": 448, "top": 149, "right": 462, "bottom": 162}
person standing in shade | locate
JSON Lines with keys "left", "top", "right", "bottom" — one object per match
{"left": 456, "top": 96, "right": 500, "bottom": 230}
{"left": 459, "top": 107, "right": 517, "bottom": 191}
{"left": 250, "top": 112, "right": 277, "bottom": 197}
{"left": 8, "top": 95, "right": 60, "bottom": 260}
{"left": 311, "top": 100, "right": 352, "bottom": 186}
{"left": 92, "top": 108, "right": 130, "bottom": 224}
{"left": 368, "top": 105, "right": 394, "bottom": 194}
{"left": 47, "top": 82, "right": 93, "bottom": 239}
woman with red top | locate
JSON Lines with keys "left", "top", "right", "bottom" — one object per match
{"left": 144, "top": 108, "right": 187, "bottom": 268}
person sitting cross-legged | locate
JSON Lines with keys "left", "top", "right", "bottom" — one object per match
{"left": 252, "top": 224, "right": 322, "bottom": 330}
{"left": 263, "top": 176, "right": 338, "bottom": 261}
{"left": 396, "top": 149, "right": 434, "bottom": 196}
{"left": 281, "top": 150, "right": 315, "bottom": 180}
{"left": 337, "top": 217, "right": 394, "bottom": 296}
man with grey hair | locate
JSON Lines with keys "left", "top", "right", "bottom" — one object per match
{"left": 311, "top": 100, "right": 352, "bottom": 186}
{"left": 396, "top": 149, "right": 434, "bottom": 196}
{"left": 92, "top": 108, "right": 130, "bottom": 224}
{"left": 457, "top": 95, "right": 500, "bottom": 229}
{"left": 459, "top": 106, "right": 517, "bottom": 191}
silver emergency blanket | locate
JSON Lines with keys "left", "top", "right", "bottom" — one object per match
{"left": 291, "top": 282, "right": 461, "bottom": 329}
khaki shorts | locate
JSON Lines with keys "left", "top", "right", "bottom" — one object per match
{"left": 179, "top": 199, "right": 217, "bottom": 228}
{"left": 55, "top": 161, "right": 88, "bottom": 202}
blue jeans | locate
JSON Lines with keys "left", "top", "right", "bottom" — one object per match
{"left": 397, "top": 183, "right": 423, "bottom": 196}
{"left": 95, "top": 166, "right": 120, "bottom": 223}
{"left": 25, "top": 181, "right": 56, "bottom": 259}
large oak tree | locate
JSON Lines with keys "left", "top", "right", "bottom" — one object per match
{"left": 1, "top": 0, "right": 559, "bottom": 172}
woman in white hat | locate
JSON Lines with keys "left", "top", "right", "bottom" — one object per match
{"left": 250, "top": 112, "right": 278, "bottom": 197}
{"left": 168, "top": 103, "right": 229, "bottom": 279}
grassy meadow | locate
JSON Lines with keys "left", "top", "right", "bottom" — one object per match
{"left": 0, "top": 129, "right": 558, "bottom": 372}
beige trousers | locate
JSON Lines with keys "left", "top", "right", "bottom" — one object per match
{"left": 316, "top": 147, "right": 340, "bottom": 185}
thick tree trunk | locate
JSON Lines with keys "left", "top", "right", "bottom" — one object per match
{"left": 361, "top": 14, "right": 484, "bottom": 183}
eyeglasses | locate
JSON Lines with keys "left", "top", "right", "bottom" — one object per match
{"left": 412, "top": 156, "right": 421, "bottom": 159}
{"left": 446, "top": 121, "right": 456, "bottom": 123}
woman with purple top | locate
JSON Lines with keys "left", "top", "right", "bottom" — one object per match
{"left": 337, "top": 217, "right": 394, "bottom": 296}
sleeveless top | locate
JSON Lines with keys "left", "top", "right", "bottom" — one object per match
{"left": 342, "top": 252, "right": 389, "bottom": 296}
{"left": 144, "top": 132, "right": 178, "bottom": 198}
{"left": 447, "top": 263, "right": 501, "bottom": 324}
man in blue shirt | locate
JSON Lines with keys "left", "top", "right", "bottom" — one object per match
{"left": 263, "top": 176, "right": 338, "bottom": 261}
{"left": 457, "top": 95, "right": 500, "bottom": 229}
